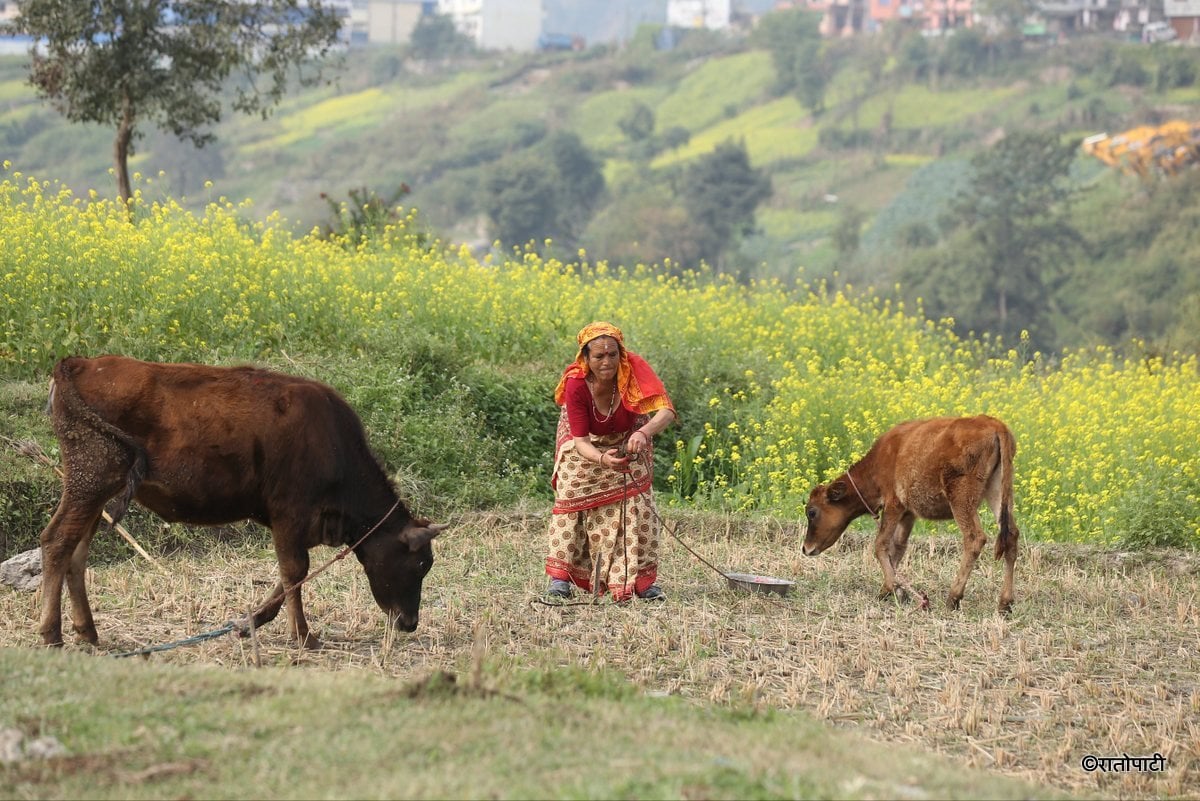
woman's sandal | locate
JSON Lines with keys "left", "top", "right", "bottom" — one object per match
{"left": 637, "top": 585, "right": 666, "bottom": 601}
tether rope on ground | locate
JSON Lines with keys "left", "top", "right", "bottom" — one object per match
{"left": 106, "top": 497, "right": 402, "bottom": 658}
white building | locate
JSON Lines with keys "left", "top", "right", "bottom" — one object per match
{"left": 666, "top": 0, "right": 733, "bottom": 29}
{"left": 366, "top": 0, "right": 428, "bottom": 44}
{"left": 437, "top": 0, "right": 544, "bottom": 51}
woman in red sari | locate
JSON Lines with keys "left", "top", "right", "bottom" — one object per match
{"left": 545, "top": 322, "right": 676, "bottom": 602}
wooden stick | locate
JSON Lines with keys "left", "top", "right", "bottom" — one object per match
{"left": 8, "top": 437, "right": 170, "bottom": 574}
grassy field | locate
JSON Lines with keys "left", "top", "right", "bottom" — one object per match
{"left": 2, "top": 511, "right": 1196, "bottom": 799}
{"left": 5, "top": 173, "right": 1199, "bottom": 550}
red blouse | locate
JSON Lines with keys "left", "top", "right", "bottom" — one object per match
{"left": 563, "top": 376, "right": 636, "bottom": 437}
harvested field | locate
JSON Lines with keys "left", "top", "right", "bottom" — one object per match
{"left": 2, "top": 509, "right": 1198, "bottom": 799}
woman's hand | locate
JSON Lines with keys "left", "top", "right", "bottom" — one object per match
{"left": 626, "top": 428, "right": 651, "bottom": 455}
{"left": 599, "top": 448, "right": 631, "bottom": 472}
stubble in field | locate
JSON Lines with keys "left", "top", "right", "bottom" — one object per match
{"left": 1, "top": 509, "right": 1197, "bottom": 799}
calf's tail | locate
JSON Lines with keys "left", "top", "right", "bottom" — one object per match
{"left": 993, "top": 427, "right": 1019, "bottom": 561}
{"left": 53, "top": 359, "right": 148, "bottom": 527}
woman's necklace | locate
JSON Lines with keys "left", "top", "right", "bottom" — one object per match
{"left": 591, "top": 379, "right": 618, "bottom": 423}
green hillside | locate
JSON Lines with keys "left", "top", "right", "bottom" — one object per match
{"left": 2, "top": 28, "right": 1199, "bottom": 352}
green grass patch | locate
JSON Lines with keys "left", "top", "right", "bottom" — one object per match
{"left": 571, "top": 85, "right": 669, "bottom": 152}
{"left": 757, "top": 206, "right": 837, "bottom": 241}
{"left": 837, "top": 84, "right": 1024, "bottom": 132}
{"left": 655, "top": 51, "right": 776, "bottom": 133}
{"left": 652, "top": 97, "right": 814, "bottom": 168}
{"left": 243, "top": 88, "right": 390, "bottom": 152}
{"left": 884, "top": 152, "right": 934, "bottom": 167}
{"left": 0, "top": 79, "right": 35, "bottom": 103}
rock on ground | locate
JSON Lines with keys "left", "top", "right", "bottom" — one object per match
{"left": 0, "top": 548, "right": 42, "bottom": 592}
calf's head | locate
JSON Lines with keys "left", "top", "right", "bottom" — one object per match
{"left": 358, "top": 519, "right": 447, "bottom": 632}
{"left": 802, "top": 480, "right": 857, "bottom": 556}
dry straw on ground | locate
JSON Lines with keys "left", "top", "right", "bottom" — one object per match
{"left": 2, "top": 509, "right": 1197, "bottom": 799}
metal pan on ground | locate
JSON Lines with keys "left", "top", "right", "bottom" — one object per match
{"left": 724, "top": 572, "right": 795, "bottom": 596}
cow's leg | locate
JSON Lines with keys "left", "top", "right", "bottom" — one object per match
{"left": 38, "top": 499, "right": 105, "bottom": 647}
{"left": 271, "top": 529, "right": 320, "bottom": 649}
{"left": 41, "top": 428, "right": 132, "bottom": 646}
{"left": 947, "top": 505, "right": 987, "bottom": 611}
{"left": 64, "top": 518, "right": 103, "bottom": 644}
{"left": 873, "top": 507, "right": 904, "bottom": 600}
{"left": 248, "top": 581, "right": 286, "bottom": 629}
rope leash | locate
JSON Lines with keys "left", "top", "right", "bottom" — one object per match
{"left": 109, "top": 498, "right": 403, "bottom": 658}
{"left": 845, "top": 470, "right": 880, "bottom": 521}
{"left": 111, "top": 622, "right": 238, "bottom": 659}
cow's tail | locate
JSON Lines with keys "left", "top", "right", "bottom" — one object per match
{"left": 993, "top": 426, "right": 1019, "bottom": 561}
{"left": 52, "top": 359, "right": 147, "bottom": 527}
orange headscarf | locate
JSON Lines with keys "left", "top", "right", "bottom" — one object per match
{"left": 553, "top": 322, "right": 674, "bottom": 415}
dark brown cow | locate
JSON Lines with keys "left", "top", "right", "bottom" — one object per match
{"left": 802, "top": 415, "right": 1020, "bottom": 613}
{"left": 38, "top": 355, "right": 446, "bottom": 649}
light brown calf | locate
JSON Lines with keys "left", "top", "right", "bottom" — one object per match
{"left": 802, "top": 415, "right": 1020, "bottom": 613}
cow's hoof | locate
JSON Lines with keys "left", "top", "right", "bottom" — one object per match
{"left": 894, "top": 586, "right": 911, "bottom": 604}
{"left": 998, "top": 600, "right": 1014, "bottom": 616}
{"left": 946, "top": 594, "right": 962, "bottom": 611}
{"left": 73, "top": 625, "right": 99, "bottom": 646}
{"left": 298, "top": 634, "right": 324, "bottom": 651}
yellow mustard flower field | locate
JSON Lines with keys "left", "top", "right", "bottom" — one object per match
{"left": 2, "top": 168, "right": 1197, "bottom": 548}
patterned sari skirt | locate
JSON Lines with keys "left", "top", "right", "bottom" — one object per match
{"left": 545, "top": 413, "right": 660, "bottom": 601}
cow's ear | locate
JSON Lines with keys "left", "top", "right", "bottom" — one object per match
{"left": 827, "top": 480, "right": 847, "bottom": 502}
{"left": 401, "top": 522, "right": 448, "bottom": 552}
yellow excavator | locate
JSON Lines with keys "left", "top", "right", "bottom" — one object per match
{"left": 1082, "top": 119, "right": 1200, "bottom": 179}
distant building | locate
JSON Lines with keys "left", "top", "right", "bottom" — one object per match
{"left": 774, "top": 0, "right": 1187, "bottom": 35}
{"left": 1037, "top": 0, "right": 1120, "bottom": 35}
{"left": 1164, "top": 0, "right": 1200, "bottom": 39}
{"left": 366, "top": 0, "right": 430, "bottom": 44}
{"left": 667, "top": 0, "right": 734, "bottom": 29}
{"left": 772, "top": 0, "right": 975, "bottom": 34}
{"left": 438, "top": 0, "right": 545, "bottom": 51}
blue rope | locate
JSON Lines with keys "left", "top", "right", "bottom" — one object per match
{"left": 111, "top": 621, "right": 238, "bottom": 659}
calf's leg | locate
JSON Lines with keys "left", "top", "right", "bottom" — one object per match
{"left": 997, "top": 518, "right": 1020, "bottom": 614}
{"left": 947, "top": 506, "right": 987, "bottom": 610}
{"left": 888, "top": 514, "right": 916, "bottom": 571}
{"left": 887, "top": 514, "right": 917, "bottom": 602}
{"left": 873, "top": 507, "right": 904, "bottom": 600}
